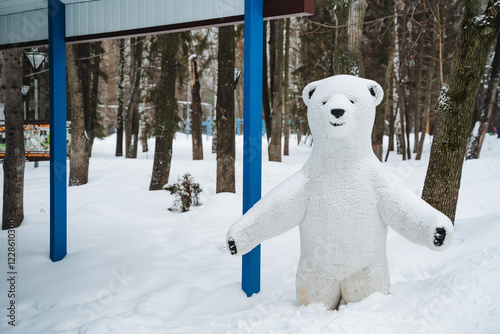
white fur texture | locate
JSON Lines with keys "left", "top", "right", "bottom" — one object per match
{"left": 227, "top": 75, "right": 454, "bottom": 310}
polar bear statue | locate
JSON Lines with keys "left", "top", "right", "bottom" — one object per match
{"left": 226, "top": 75, "right": 453, "bottom": 310}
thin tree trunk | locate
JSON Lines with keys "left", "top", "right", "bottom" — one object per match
{"left": 189, "top": 55, "right": 204, "bottom": 160}
{"left": 333, "top": 0, "right": 368, "bottom": 76}
{"left": 1, "top": 49, "right": 25, "bottom": 230}
{"left": 125, "top": 37, "right": 143, "bottom": 159}
{"left": 416, "top": 25, "right": 439, "bottom": 161}
{"left": 422, "top": 0, "right": 500, "bottom": 222}
{"left": 467, "top": 33, "right": 500, "bottom": 159}
{"left": 263, "top": 21, "right": 272, "bottom": 142}
{"left": 116, "top": 38, "right": 125, "bottom": 157}
{"left": 269, "top": 19, "right": 284, "bottom": 162}
{"left": 130, "top": 102, "right": 140, "bottom": 158}
{"left": 68, "top": 45, "right": 90, "bottom": 186}
{"left": 216, "top": 25, "right": 236, "bottom": 193}
{"left": 149, "top": 33, "right": 179, "bottom": 191}
{"left": 392, "top": 3, "right": 406, "bottom": 160}
{"left": 88, "top": 42, "right": 102, "bottom": 155}
{"left": 384, "top": 56, "right": 395, "bottom": 162}
{"left": 372, "top": 0, "right": 394, "bottom": 161}
{"left": 413, "top": 40, "right": 424, "bottom": 154}
{"left": 283, "top": 18, "right": 290, "bottom": 156}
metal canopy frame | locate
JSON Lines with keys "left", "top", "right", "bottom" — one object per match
{"left": 0, "top": 0, "right": 313, "bottom": 297}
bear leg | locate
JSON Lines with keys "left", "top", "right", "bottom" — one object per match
{"left": 340, "top": 264, "right": 389, "bottom": 304}
{"left": 296, "top": 270, "right": 342, "bottom": 310}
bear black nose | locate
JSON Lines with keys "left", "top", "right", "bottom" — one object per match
{"left": 331, "top": 108, "right": 345, "bottom": 118}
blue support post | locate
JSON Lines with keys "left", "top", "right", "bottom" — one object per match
{"left": 242, "top": 0, "right": 263, "bottom": 297}
{"left": 48, "top": 0, "right": 67, "bottom": 262}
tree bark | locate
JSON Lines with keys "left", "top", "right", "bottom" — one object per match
{"left": 116, "top": 38, "right": 125, "bottom": 156}
{"left": 1, "top": 49, "right": 25, "bottom": 230}
{"left": 416, "top": 24, "right": 439, "bottom": 161}
{"left": 149, "top": 33, "right": 179, "bottom": 191}
{"left": 125, "top": 37, "right": 143, "bottom": 159}
{"left": 283, "top": 18, "right": 291, "bottom": 157}
{"left": 68, "top": 45, "right": 90, "bottom": 186}
{"left": 372, "top": 0, "right": 394, "bottom": 161}
{"left": 189, "top": 55, "right": 204, "bottom": 160}
{"left": 88, "top": 42, "right": 102, "bottom": 154}
{"left": 466, "top": 33, "right": 500, "bottom": 159}
{"left": 422, "top": 0, "right": 500, "bottom": 222}
{"left": 262, "top": 21, "right": 272, "bottom": 142}
{"left": 216, "top": 25, "right": 236, "bottom": 193}
{"left": 269, "top": 19, "right": 284, "bottom": 162}
{"left": 333, "top": 0, "right": 368, "bottom": 76}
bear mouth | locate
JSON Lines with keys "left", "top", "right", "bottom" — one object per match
{"left": 330, "top": 121, "right": 345, "bottom": 127}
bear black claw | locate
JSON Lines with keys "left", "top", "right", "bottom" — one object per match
{"left": 228, "top": 238, "right": 237, "bottom": 255}
{"left": 434, "top": 227, "right": 446, "bottom": 246}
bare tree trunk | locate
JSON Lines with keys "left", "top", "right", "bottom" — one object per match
{"left": 189, "top": 55, "right": 204, "bottom": 160}
{"left": 372, "top": 0, "right": 394, "bottom": 161}
{"left": 333, "top": 0, "right": 368, "bottom": 75}
{"left": 283, "top": 18, "right": 291, "bottom": 156}
{"left": 88, "top": 42, "right": 102, "bottom": 155}
{"left": 416, "top": 25, "right": 439, "bottom": 161}
{"left": 467, "top": 33, "right": 500, "bottom": 159}
{"left": 269, "top": 19, "right": 284, "bottom": 162}
{"left": 68, "top": 45, "right": 90, "bottom": 186}
{"left": 116, "top": 38, "right": 125, "bottom": 157}
{"left": 413, "top": 40, "right": 424, "bottom": 154}
{"left": 422, "top": 0, "right": 500, "bottom": 222}
{"left": 392, "top": 2, "right": 406, "bottom": 160}
{"left": 1, "top": 49, "right": 25, "bottom": 230}
{"left": 125, "top": 37, "right": 143, "bottom": 159}
{"left": 216, "top": 25, "right": 236, "bottom": 193}
{"left": 262, "top": 21, "right": 272, "bottom": 142}
{"left": 384, "top": 57, "right": 395, "bottom": 162}
{"left": 149, "top": 33, "right": 179, "bottom": 191}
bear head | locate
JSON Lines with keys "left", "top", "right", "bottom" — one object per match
{"left": 302, "top": 75, "right": 383, "bottom": 142}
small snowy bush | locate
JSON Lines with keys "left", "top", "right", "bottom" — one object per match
{"left": 164, "top": 173, "right": 202, "bottom": 212}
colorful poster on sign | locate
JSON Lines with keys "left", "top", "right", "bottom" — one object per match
{"left": 0, "top": 121, "right": 71, "bottom": 161}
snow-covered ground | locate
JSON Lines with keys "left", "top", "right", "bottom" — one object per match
{"left": 1, "top": 133, "right": 499, "bottom": 334}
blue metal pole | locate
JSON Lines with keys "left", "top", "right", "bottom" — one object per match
{"left": 48, "top": 0, "right": 67, "bottom": 262}
{"left": 242, "top": 0, "right": 263, "bottom": 297}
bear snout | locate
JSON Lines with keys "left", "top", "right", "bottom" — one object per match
{"left": 331, "top": 108, "right": 345, "bottom": 118}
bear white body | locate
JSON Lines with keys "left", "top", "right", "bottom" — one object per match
{"left": 227, "top": 75, "right": 453, "bottom": 310}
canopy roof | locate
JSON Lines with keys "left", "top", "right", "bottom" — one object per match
{"left": 0, "top": 0, "right": 313, "bottom": 49}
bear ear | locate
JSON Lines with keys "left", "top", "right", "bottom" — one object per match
{"left": 302, "top": 82, "right": 318, "bottom": 107}
{"left": 367, "top": 82, "right": 384, "bottom": 106}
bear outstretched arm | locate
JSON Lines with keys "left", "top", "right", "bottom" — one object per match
{"left": 376, "top": 175, "right": 454, "bottom": 251}
{"left": 227, "top": 171, "right": 309, "bottom": 255}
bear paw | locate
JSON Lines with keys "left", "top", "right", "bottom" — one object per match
{"left": 434, "top": 227, "right": 446, "bottom": 247}
{"left": 228, "top": 238, "right": 237, "bottom": 255}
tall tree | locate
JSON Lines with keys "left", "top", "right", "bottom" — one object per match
{"left": 87, "top": 42, "right": 104, "bottom": 154}
{"left": 216, "top": 25, "right": 236, "bottom": 193}
{"left": 333, "top": 0, "right": 368, "bottom": 76}
{"left": 125, "top": 37, "right": 143, "bottom": 159}
{"left": 422, "top": 0, "right": 500, "bottom": 222}
{"left": 466, "top": 33, "right": 500, "bottom": 159}
{"left": 68, "top": 45, "right": 90, "bottom": 186}
{"left": 1, "top": 49, "right": 25, "bottom": 230}
{"left": 269, "top": 19, "right": 284, "bottom": 162}
{"left": 262, "top": 21, "right": 272, "bottom": 141}
{"left": 367, "top": 0, "right": 394, "bottom": 161}
{"left": 283, "top": 18, "right": 291, "bottom": 156}
{"left": 189, "top": 54, "right": 203, "bottom": 160}
{"left": 149, "top": 33, "right": 180, "bottom": 191}
{"left": 116, "top": 38, "right": 125, "bottom": 156}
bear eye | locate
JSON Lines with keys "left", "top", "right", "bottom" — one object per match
{"left": 322, "top": 100, "right": 327, "bottom": 105}
{"left": 350, "top": 100, "right": 355, "bottom": 104}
